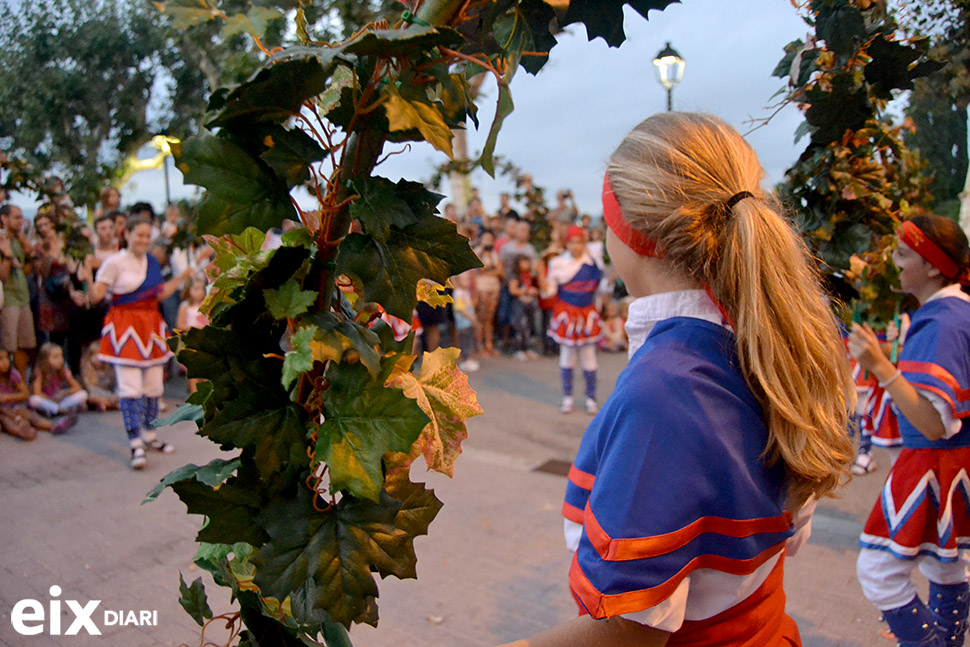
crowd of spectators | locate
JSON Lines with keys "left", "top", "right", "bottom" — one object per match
{"left": 0, "top": 184, "right": 211, "bottom": 441}
{"left": 0, "top": 181, "right": 631, "bottom": 441}
{"left": 417, "top": 189, "right": 630, "bottom": 373}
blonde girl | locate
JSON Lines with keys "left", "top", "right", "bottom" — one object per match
{"left": 500, "top": 113, "right": 852, "bottom": 647}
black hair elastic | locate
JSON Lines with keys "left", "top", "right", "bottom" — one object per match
{"left": 725, "top": 191, "right": 755, "bottom": 210}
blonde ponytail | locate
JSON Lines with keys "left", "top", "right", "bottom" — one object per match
{"left": 607, "top": 113, "right": 853, "bottom": 506}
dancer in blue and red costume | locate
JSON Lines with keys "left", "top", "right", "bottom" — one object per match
{"left": 498, "top": 113, "right": 854, "bottom": 647}
{"left": 544, "top": 225, "right": 603, "bottom": 414}
{"left": 850, "top": 214, "right": 970, "bottom": 647}
{"left": 91, "top": 216, "right": 191, "bottom": 470}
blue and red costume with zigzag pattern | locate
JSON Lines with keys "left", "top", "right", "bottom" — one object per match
{"left": 563, "top": 317, "right": 800, "bottom": 644}
{"left": 99, "top": 254, "right": 172, "bottom": 368}
{"left": 548, "top": 261, "right": 603, "bottom": 347}
{"left": 860, "top": 296, "right": 970, "bottom": 562}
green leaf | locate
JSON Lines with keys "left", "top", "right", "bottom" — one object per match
{"left": 201, "top": 228, "right": 274, "bottom": 313}
{"left": 221, "top": 7, "right": 283, "bottom": 39}
{"left": 152, "top": 403, "right": 204, "bottom": 429}
{"left": 816, "top": 3, "right": 865, "bottom": 56}
{"left": 350, "top": 176, "right": 422, "bottom": 242}
{"left": 207, "top": 58, "right": 331, "bottom": 130}
{"left": 264, "top": 279, "right": 318, "bottom": 319}
{"left": 306, "top": 313, "right": 383, "bottom": 379}
{"left": 384, "top": 89, "right": 454, "bottom": 157}
{"left": 315, "top": 362, "right": 428, "bottom": 502}
{"left": 282, "top": 325, "right": 316, "bottom": 389}
{"left": 174, "top": 135, "right": 295, "bottom": 236}
{"left": 251, "top": 471, "right": 442, "bottom": 628}
{"left": 259, "top": 127, "right": 328, "bottom": 188}
{"left": 204, "top": 405, "right": 309, "bottom": 484}
{"left": 336, "top": 214, "right": 483, "bottom": 320}
{"left": 562, "top": 0, "right": 680, "bottom": 48}
{"left": 480, "top": 82, "right": 514, "bottom": 178}
{"left": 171, "top": 478, "right": 268, "bottom": 545}
{"left": 804, "top": 76, "right": 871, "bottom": 146}
{"left": 518, "top": 0, "right": 559, "bottom": 75}
{"left": 341, "top": 25, "right": 463, "bottom": 58}
{"left": 178, "top": 574, "right": 213, "bottom": 627}
{"left": 143, "top": 458, "right": 241, "bottom": 504}
{"left": 154, "top": 0, "right": 220, "bottom": 30}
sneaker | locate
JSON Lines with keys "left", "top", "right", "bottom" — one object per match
{"left": 514, "top": 351, "right": 528, "bottom": 361}
{"left": 525, "top": 349, "right": 539, "bottom": 359}
{"left": 145, "top": 438, "right": 175, "bottom": 454}
{"left": 560, "top": 396, "right": 574, "bottom": 414}
{"left": 585, "top": 398, "right": 598, "bottom": 415}
{"left": 851, "top": 452, "right": 877, "bottom": 475}
{"left": 459, "top": 359, "right": 481, "bottom": 373}
{"left": 130, "top": 446, "right": 147, "bottom": 470}
{"left": 50, "top": 411, "right": 78, "bottom": 435}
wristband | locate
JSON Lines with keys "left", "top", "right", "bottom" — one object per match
{"left": 878, "top": 369, "right": 902, "bottom": 389}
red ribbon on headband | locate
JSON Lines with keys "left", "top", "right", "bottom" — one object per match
{"left": 899, "top": 220, "right": 969, "bottom": 285}
{"left": 602, "top": 174, "right": 663, "bottom": 258}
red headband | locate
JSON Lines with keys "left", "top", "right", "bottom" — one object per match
{"left": 601, "top": 174, "right": 663, "bottom": 258}
{"left": 899, "top": 220, "right": 966, "bottom": 283}
{"left": 565, "top": 225, "right": 586, "bottom": 242}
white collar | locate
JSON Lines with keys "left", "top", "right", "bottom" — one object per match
{"left": 625, "top": 289, "right": 728, "bottom": 359}
{"left": 926, "top": 283, "right": 970, "bottom": 304}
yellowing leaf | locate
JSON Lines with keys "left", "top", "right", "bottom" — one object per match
{"left": 416, "top": 279, "right": 453, "bottom": 308}
{"left": 386, "top": 347, "right": 483, "bottom": 477}
{"left": 384, "top": 92, "right": 454, "bottom": 157}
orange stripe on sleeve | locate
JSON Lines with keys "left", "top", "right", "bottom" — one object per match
{"left": 562, "top": 500, "right": 585, "bottom": 524}
{"left": 568, "top": 465, "right": 595, "bottom": 490}
{"left": 568, "top": 543, "right": 786, "bottom": 618}
{"left": 900, "top": 361, "right": 970, "bottom": 402}
{"left": 583, "top": 502, "right": 793, "bottom": 561}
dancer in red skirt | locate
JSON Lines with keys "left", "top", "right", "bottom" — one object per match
{"left": 850, "top": 214, "right": 970, "bottom": 647}
{"left": 91, "top": 216, "right": 191, "bottom": 469}
{"left": 544, "top": 225, "right": 603, "bottom": 414}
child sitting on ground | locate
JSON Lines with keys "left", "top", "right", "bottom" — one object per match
{"left": 0, "top": 349, "right": 66, "bottom": 438}
{"left": 598, "top": 299, "right": 627, "bottom": 353}
{"left": 80, "top": 341, "right": 119, "bottom": 412}
{"left": 29, "top": 343, "right": 87, "bottom": 427}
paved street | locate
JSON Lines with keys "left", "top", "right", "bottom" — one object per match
{"left": 0, "top": 351, "right": 908, "bottom": 646}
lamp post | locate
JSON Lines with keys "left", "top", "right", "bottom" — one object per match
{"left": 652, "top": 42, "right": 685, "bottom": 111}
{"left": 150, "top": 135, "right": 181, "bottom": 204}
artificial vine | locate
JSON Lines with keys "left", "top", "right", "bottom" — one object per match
{"left": 144, "top": 1, "right": 676, "bottom": 645}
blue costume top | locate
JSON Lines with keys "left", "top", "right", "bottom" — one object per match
{"left": 558, "top": 263, "right": 602, "bottom": 307}
{"left": 896, "top": 297, "right": 970, "bottom": 448}
{"left": 563, "top": 317, "right": 794, "bottom": 618}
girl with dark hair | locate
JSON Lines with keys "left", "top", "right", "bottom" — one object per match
{"left": 90, "top": 216, "right": 191, "bottom": 469}
{"left": 850, "top": 213, "right": 970, "bottom": 647}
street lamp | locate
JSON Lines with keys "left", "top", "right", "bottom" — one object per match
{"left": 150, "top": 135, "right": 181, "bottom": 204}
{"left": 653, "top": 42, "right": 685, "bottom": 111}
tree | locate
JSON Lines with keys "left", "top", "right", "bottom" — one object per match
{"left": 905, "top": 76, "right": 968, "bottom": 220}
{"left": 0, "top": 0, "right": 181, "bottom": 206}
{"left": 896, "top": 0, "right": 970, "bottom": 231}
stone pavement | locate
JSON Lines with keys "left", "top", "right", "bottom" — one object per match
{"left": 0, "top": 351, "right": 911, "bottom": 646}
